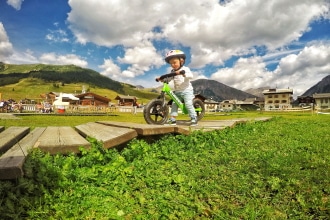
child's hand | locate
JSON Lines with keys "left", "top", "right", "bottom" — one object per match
{"left": 176, "top": 70, "right": 185, "bottom": 76}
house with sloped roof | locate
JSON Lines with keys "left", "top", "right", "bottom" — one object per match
{"left": 262, "top": 88, "right": 293, "bottom": 110}
{"left": 75, "top": 92, "right": 111, "bottom": 106}
{"left": 115, "top": 95, "right": 138, "bottom": 106}
{"left": 313, "top": 93, "right": 330, "bottom": 110}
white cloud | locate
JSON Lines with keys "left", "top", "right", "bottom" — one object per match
{"left": 39, "top": 53, "right": 88, "bottom": 67}
{"left": 98, "top": 59, "right": 121, "bottom": 80}
{"left": 272, "top": 44, "right": 330, "bottom": 95}
{"left": 0, "top": 23, "right": 14, "bottom": 61}
{"left": 211, "top": 57, "right": 271, "bottom": 91}
{"left": 46, "top": 29, "right": 69, "bottom": 43}
{"left": 211, "top": 44, "right": 330, "bottom": 97}
{"left": 6, "top": 0, "right": 24, "bottom": 10}
{"left": 117, "top": 42, "right": 163, "bottom": 76}
{"left": 8, "top": 49, "right": 38, "bottom": 64}
{"left": 68, "top": 0, "right": 329, "bottom": 69}
{"left": 98, "top": 42, "right": 163, "bottom": 82}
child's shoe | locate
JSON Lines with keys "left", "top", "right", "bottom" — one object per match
{"left": 190, "top": 118, "right": 198, "bottom": 126}
{"left": 165, "top": 118, "right": 176, "bottom": 125}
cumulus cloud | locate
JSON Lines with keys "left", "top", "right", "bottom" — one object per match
{"left": 211, "top": 44, "right": 330, "bottom": 96}
{"left": 6, "top": 0, "right": 24, "bottom": 10}
{"left": 211, "top": 57, "right": 271, "bottom": 91}
{"left": 273, "top": 44, "right": 330, "bottom": 95}
{"left": 67, "top": 0, "right": 329, "bottom": 68}
{"left": 39, "top": 53, "right": 88, "bottom": 67}
{"left": 99, "top": 59, "right": 121, "bottom": 80}
{"left": 0, "top": 23, "right": 14, "bottom": 61}
{"left": 117, "top": 42, "right": 163, "bottom": 75}
{"left": 98, "top": 41, "right": 163, "bottom": 83}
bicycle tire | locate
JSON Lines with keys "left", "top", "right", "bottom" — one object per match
{"left": 143, "top": 99, "right": 169, "bottom": 125}
{"left": 193, "top": 98, "right": 205, "bottom": 121}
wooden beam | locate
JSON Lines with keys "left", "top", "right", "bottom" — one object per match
{"left": 0, "top": 127, "right": 46, "bottom": 180}
{"left": 37, "top": 126, "right": 91, "bottom": 155}
{"left": 0, "top": 127, "right": 30, "bottom": 154}
{"left": 75, "top": 122, "right": 138, "bottom": 149}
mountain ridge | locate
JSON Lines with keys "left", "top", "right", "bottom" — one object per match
{"left": 192, "top": 79, "right": 257, "bottom": 101}
{"left": 300, "top": 75, "right": 330, "bottom": 96}
{"left": 1, "top": 63, "right": 330, "bottom": 102}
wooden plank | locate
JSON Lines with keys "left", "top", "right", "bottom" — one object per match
{"left": 37, "top": 126, "right": 91, "bottom": 155}
{"left": 96, "top": 120, "right": 243, "bottom": 136}
{"left": 0, "top": 126, "right": 4, "bottom": 133}
{"left": 75, "top": 122, "right": 138, "bottom": 149}
{"left": 0, "top": 127, "right": 46, "bottom": 180}
{"left": 97, "top": 121, "right": 177, "bottom": 136}
{"left": 0, "top": 127, "right": 30, "bottom": 153}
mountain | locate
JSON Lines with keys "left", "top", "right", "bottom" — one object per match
{"left": 300, "top": 75, "right": 330, "bottom": 96}
{"left": 244, "top": 87, "right": 270, "bottom": 98}
{"left": 0, "top": 62, "right": 124, "bottom": 93}
{"left": 192, "top": 79, "right": 257, "bottom": 101}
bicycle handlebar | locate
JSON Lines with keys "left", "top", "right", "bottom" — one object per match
{"left": 156, "top": 70, "right": 185, "bottom": 82}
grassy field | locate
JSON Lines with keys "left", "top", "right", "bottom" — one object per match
{"left": 0, "top": 111, "right": 329, "bottom": 219}
{"left": 0, "top": 110, "right": 318, "bottom": 129}
{"left": 0, "top": 77, "right": 157, "bottom": 105}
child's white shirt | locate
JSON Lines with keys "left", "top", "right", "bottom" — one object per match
{"left": 172, "top": 66, "right": 193, "bottom": 92}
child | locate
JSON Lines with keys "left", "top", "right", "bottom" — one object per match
{"left": 157, "top": 49, "right": 197, "bottom": 126}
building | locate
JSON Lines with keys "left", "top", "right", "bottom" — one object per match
{"left": 312, "top": 93, "right": 330, "bottom": 110}
{"left": 75, "top": 92, "right": 111, "bottom": 106}
{"left": 262, "top": 88, "right": 293, "bottom": 110}
{"left": 296, "top": 95, "right": 315, "bottom": 107}
{"left": 204, "top": 99, "right": 219, "bottom": 112}
{"left": 115, "top": 95, "right": 138, "bottom": 106}
{"left": 220, "top": 100, "right": 236, "bottom": 111}
{"left": 236, "top": 98, "right": 260, "bottom": 111}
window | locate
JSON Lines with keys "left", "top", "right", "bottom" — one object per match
{"left": 268, "top": 101, "right": 273, "bottom": 104}
{"left": 274, "top": 95, "right": 278, "bottom": 98}
{"left": 282, "top": 100, "right": 287, "bottom": 103}
{"left": 268, "top": 95, "right": 273, "bottom": 98}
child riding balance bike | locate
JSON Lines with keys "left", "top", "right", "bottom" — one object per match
{"left": 143, "top": 50, "right": 205, "bottom": 126}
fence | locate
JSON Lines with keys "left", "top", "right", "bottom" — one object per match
{"left": 18, "top": 104, "right": 143, "bottom": 114}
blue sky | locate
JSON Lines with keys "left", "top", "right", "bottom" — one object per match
{"left": 0, "top": 0, "right": 330, "bottom": 97}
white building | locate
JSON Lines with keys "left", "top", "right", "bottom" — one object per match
{"left": 262, "top": 88, "right": 293, "bottom": 110}
{"left": 313, "top": 93, "right": 330, "bottom": 110}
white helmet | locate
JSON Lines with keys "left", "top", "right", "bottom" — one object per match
{"left": 165, "top": 50, "right": 186, "bottom": 63}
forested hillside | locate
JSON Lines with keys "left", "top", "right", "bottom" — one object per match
{"left": 0, "top": 62, "right": 123, "bottom": 93}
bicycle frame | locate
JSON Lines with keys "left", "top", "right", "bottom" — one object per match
{"left": 161, "top": 82, "right": 189, "bottom": 114}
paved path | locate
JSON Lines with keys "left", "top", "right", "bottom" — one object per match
{"left": 0, "top": 117, "right": 272, "bottom": 180}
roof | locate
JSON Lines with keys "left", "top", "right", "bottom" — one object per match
{"left": 115, "top": 95, "right": 137, "bottom": 100}
{"left": 55, "top": 93, "right": 79, "bottom": 101}
{"left": 75, "top": 92, "right": 110, "bottom": 102}
{"left": 262, "top": 88, "right": 293, "bottom": 95}
{"left": 313, "top": 93, "right": 330, "bottom": 98}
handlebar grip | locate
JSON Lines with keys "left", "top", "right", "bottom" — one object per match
{"left": 157, "top": 70, "right": 186, "bottom": 81}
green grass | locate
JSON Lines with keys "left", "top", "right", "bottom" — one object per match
{"left": 0, "top": 112, "right": 329, "bottom": 219}
{"left": 0, "top": 77, "right": 157, "bottom": 104}
{"left": 0, "top": 110, "right": 317, "bottom": 129}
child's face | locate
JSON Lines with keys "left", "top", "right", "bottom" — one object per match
{"left": 169, "top": 58, "right": 182, "bottom": 69}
